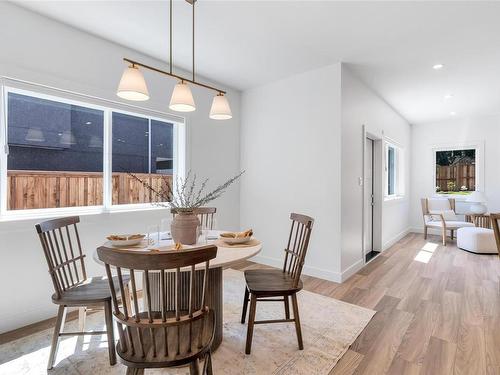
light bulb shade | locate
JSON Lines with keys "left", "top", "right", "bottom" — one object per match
{"left": 60, "top": 130, "right": 76, "bottom": 145}
{"left": 25, "top": 127, "right": 45, "bottom": 142}
{"left": 209, "top": 94, "right": 232, "bottom": 120}
{"left": 117, "top": 65, "right": 150, "bottom": 101}
{"left": 467, "top": 191, "right": 487, "bottom": 203}
{"left": 169, "top": 82, "right": 196, "bottom": 112}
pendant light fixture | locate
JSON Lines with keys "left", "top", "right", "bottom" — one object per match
{"left": 25, "top": 127, "right": 45, "bottom": 142}
{"left": 169, "top": 80, "right": 196, "bottom": 112}
{"left": 116, "top": 0, "right": 231, "bottom": 120}
{"left": 116, "top": 64, "right": 149, "bottom": 101}
{"left": 210, "top": 92, "right": 232, "bottom": 120}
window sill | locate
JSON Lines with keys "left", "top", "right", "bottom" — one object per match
{"left": 0, "top": 204, "right": 169, "bottom": 223}
{"left": 384, "top": 195, "right": 406, "bottom": 203}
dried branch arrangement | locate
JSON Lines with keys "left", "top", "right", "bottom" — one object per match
{"left": 128, "top": 170, "right": 244, "bottom": 212}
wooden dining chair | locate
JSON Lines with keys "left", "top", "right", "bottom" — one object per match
{"left": 241, "top": 213, "right": 314, "bottom": 354}
{"left": 172, "top": 207, "right": 217, "bottom": 230}
{"left": 490, "top": 213, "right": 500, "bottom": 258}
{"left": 97, "top": 244, "right": 218, "bottom": 375}
{"left": 35, "top": 216, "right": 127, "bottom": 370}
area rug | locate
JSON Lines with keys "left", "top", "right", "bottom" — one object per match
{"left": 0, "top": 269, "right": 375, "bottom": 375}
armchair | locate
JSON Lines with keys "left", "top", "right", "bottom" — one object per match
{"left": 421, "top": 198, "right": 474, "bottom": 245}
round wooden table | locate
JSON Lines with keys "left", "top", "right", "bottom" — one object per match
{"left": 93, "top": 231, "right": 262, "bottom": 350}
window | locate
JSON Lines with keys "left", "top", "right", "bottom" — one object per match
{"left": 385, "top": 142, "right": 404, "bottom": 198}
{"left": 0, "top": 85, "right": 184, "bottom": 217}
{"left": 111, "top": 112, "right": 174, "bottom": 205}
{"left": 435, "top": 149, "right": 476, "bottom": 195}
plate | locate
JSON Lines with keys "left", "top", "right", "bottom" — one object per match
{"left": 220, "top": 236, "right": 253, "bottom": 245}
{"left": 107, "top": 234, "right": 145, "bottom": 247}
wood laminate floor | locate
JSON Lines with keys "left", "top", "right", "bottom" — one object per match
{"left": 232, "top": 233, "right": 500, "bottom": 375}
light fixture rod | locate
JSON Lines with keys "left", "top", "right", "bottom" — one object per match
{"left": 123, "top": 57, "right": 226, "bottom": 95}
{"left": 192, "top": 0, "right": 195, "bottom": 81}
{"left": 170, "top": 0, "right": 173, "bottom": 74}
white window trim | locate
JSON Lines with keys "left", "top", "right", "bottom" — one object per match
{"left": 0, "top": 80, "right": 186, "bottom": 221}
{"left": 384, "top": 139, "right": 405, "bottom": 201}
{"left": 431, "top": 140, "right": 484, "bottom": 197}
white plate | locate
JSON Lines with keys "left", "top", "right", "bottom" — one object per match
{"left": 108, "top": 235, "right": 145, "bottom": 247}
{"left": 220, "top": 236, "right": 253, "bottom": 245}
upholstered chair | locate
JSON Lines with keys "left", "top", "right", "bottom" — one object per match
{"left": 421, "top": 198, "right": 474, "bottom": 245}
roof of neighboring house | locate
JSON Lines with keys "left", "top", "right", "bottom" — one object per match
{"left": 450, "top": 156, "right": 475, "bottom": 165}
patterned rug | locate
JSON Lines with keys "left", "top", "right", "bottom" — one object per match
{"left": 0, "top": 269, "right": 375, "bottom": 375}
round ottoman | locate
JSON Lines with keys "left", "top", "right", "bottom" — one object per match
{"left": 456, "top": 227, "right": 498, "bottom": 254}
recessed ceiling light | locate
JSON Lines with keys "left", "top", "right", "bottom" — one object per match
{"left": 450, "top": 111, "right": 457, "bottom": 116}
{"left": 85, "top": 121, "right": 92, "bottom": 125}
{"left": 444, "top": 94, "right": 454, "bottom": 100}
{"left": 433, "top": 64, "right": 444, "bottom": 70}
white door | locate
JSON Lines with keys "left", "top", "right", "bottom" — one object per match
{"left": 364, "top": 138, "right": 374, "bottom": 254}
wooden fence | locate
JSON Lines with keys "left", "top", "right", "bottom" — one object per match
{"left": 7, "top": 170, "right": 172, "bottom": 210}
{"left": 436, "top": 164, "right": 475, "bottom": 191}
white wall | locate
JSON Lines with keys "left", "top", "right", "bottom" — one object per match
{"left": 0, "top": 3, "right": 241, "bottom": 333}
{"left": 410, "top": 115, "right": 500, "bottom": 230}
{"left": 340, "top": 65, "right": 411, "bottom": 278}
{"left": 240, "top": 63, "right": 343, "bottom": 281}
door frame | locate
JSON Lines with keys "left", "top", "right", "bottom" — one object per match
{"left": 362, "top": 126, "right": 383, "bottom": 263}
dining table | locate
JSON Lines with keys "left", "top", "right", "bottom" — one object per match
{"left": 93, "top": 230, "right": 262, "bottom": 350}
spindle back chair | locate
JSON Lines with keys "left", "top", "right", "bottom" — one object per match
{"left": 241, "top": 213, "right": 314, "bottom": 354}
{"left": 172, "top": 207, "right": 217, "bottom": 230}
{"left": 282, "top": 213, "right": 315, "bottom": 288}
{"left": 97, "top": 244, "right": 218, "bottom": 375}
{"left": 36, "top": 216, "right": 119, "bottom": 370}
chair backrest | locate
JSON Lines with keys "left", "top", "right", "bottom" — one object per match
{"left": 421, "top": 198, "right": 456, "bottom": 221}
{"left": 282, "top": 213, "right": 314, "bottom": 288}
{"left": 422, "top": 198, "right": 455, "bottom": 213}
{"left": 490, "top": 213, "right": 500, "bottom": 258}
{"left": 97, "top": 244, "right": 217, "bottom": 362}
{"left": 171, "top": 207, "right": 217, "bottom": 230}
{"left": 35, "top": 216, "right": 87, "bottom": 300}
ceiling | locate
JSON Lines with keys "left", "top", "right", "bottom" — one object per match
{"left": 12, "top": 1, "right": 500, "bottom": 124}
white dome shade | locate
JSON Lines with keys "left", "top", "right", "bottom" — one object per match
{"left": 117, "top": 65, "right": 150, "bottom": 101}
{"left": 209, "top": 94, "right": 232, "bottom": 120}
{"left": 60, "top": 130, "right": 76, "bottom": 145}
{"left": 169, "top": 82, "right": 196, "bottom": 112}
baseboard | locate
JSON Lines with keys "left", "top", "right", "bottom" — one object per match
{"left": 382, "top": 227, "right": 412, "bottom": 251}
{"left": 340, "top": 259, "right": 364, "bottom": 282}
{"left": 0, "top": 310, "right": 81, "bottom": 345}
{"left": 251, "top": 255, "right": 342, "bottom": 283}
{"left": 410, "top": 226, "right": 443, "bottom": 236}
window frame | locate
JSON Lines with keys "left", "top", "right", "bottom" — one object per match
{"left": 432, "top": 142, "right": 483, "bottom": 197}
{"left": 384, "top": 140, "right": 405, "bottom": 200}
{"left": 0, "top": 82, "right": 186, "bottom": 220}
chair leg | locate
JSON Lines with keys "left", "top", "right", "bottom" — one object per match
{"left": 126, "top": 368, "right": 143, "bottom": 375}
{"left": 202, "top": 350, "right": 213, "bottom": 375}
{"left": 190, "top": 358, "right": 200, "bottom": 375}
{"left": 241, "top": 287, "right": 249, "bottom": 324}
{"left": 78, "top": 307, "right": 87, "bottom": 331}
{"left": 207, "top": 350, "right": 213, "bottom": 375}
{"left": 291, "top": 293, "right": 304, "bottom": 350}
{"left": 442, "top": 227, "right": 447, "bottom": 246}
{"left": 284, "top": 295, "right": 290, "bottom": 319}
{"left": 47, "top": 305, "right": 67, "bottom": 370}
{"left": 104, "top": 300, "right": 117, "bottom": 366}
{"left": 451, "top": 229, "right": 454, "bottom": 240}
{"left": 424, "top": 226, "right": 428, "bottom": 240}
{"left": 245, "top": 294, "right": 257, "bottom": 354}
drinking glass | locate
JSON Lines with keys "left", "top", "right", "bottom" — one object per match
{"left": 147, "top": 224, "right": 160, "bottom": 248}
{"left": 160, "top": 218, "right": 172, "bottom": 241}
{"left": 198, "top": 222, "right": 208, "bottom": 244}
